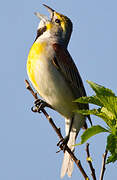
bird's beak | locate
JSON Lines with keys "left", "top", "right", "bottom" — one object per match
{"left": 35, "top": 4, "right": 54, "bottom": 22}
{"left": 43, "top": 4, "right": 54, "bottom": 19}
{"left": 34, "top": 12, "right": 48, "bottom": 22}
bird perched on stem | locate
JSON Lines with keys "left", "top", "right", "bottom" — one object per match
{"left": 27, "top": 4, "right": 91, "bottom": 178}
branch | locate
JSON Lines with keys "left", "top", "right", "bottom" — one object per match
{"left": 99, "top": 149, "right": 108, "bottom": 180}
{"left": 25, "top": 79, "right": 89, "bottom": 180}
{"left": 86, "top": 143, "right": 96, "bottom": 180}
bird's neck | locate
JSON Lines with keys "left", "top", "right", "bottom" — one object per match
{"left": 36, "top": 30, "right": 68, "bottom": 48}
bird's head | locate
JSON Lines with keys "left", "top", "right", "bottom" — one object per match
{"left": 35, "top": 4, "right": 73, "bottom": 47}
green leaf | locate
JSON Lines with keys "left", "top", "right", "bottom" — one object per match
{"left": 74, "top": 95, "right": 103, "bottom": 106}
{"left": 75, "top": 97, "right": 117, "bottom": 129}
{"left": 87, "top": 81, "right": 115, "bottom": 96}
{"left": 74, "top": 109, "right": 100, "bottom": 116}
{"left": 76, "top": 125, "right": 109, "bottom": 145}
{"left": 107, "top": 155, "right": 117, "bottom": 164}
{"left": 75, "top": 108, "right": 114, "bottom": 126}
{"left": 74, "top": 80, "right": 117, "bottom": 164}
{"left": 99, "top": 96, "right": 117, "bottom": 118}
{"left": 101, "top": 107, "right": 115, "bottom": 120}
{"left": 106, "top": 134, "right": 117, "bottom": 163}
{"left": 111, "top": 127, "right": 117, "bottom": 135}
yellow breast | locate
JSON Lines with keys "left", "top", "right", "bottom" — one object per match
{"left": 27, "top": 40, "right": 78, "bottom": 116}
{"left": 27, "top": 41, "right": 47, "bottom": 90}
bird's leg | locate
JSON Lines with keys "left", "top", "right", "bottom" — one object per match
{"left": 31, "top": 99, "right": 53, "bottom": 113}
{"left": 57, "top": 117, "right": 74, "bottom": 152}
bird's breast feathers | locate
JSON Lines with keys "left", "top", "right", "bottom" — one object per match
{"left": 27, "top": 41, "right": 77, "bottom": 116}
{"left": 27, "top": 41, "right": 54, "bottom": 90}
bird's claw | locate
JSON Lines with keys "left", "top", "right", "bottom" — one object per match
{"left": 57, "top": 136, "right": 69, "bottom": 152}
{"left": 31, "top": 99, "right": 47, "bottom": 113}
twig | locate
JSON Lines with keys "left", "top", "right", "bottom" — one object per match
{"left": 25, "top": 79, "right": 38, "bottom": 99}
{"left": 86, "top": 143, "right": 96, "bottom": 180}
{"left": 99, "top": 149, "right": 108, "bottom": 180}
{"left": 25, "top": 79, "right": 89, "bottom": 180}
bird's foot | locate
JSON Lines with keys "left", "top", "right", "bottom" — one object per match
{"left": 57, "top": 135, "right": 69, "bottom": 152}
{"left": 31, "top": 99, "right": 50, "bottom": 113}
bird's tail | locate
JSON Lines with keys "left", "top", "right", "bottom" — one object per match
{"left": 60, "top": 130, "right": 76, "bottom": 178}
{"left": 60, "top": 115, "right": 85, "bottom": 178}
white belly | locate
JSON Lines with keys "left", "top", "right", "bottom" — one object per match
{"left": 34, "top": 54, "right": 78, "bottom": 118}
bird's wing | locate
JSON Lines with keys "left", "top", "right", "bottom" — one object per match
{"left": 52, "top": 43, "right": 92, "bottom": 125}
{"left": 53, "top": 43, "right": 86, "bottom": 98}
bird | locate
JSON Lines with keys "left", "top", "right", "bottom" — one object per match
{"left": 27, "top": 4, "right": 91, "bottom": 178}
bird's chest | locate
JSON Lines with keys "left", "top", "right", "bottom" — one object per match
{"left": 35, "top": 59, "right": 76, "bottom": 115}
{"left": 27, "top": 41, "right": 76, "bottom": 116}
{"left": 27, "top": 41, "right": 55, "bottom": 92}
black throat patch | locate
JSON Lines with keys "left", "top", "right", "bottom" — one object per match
{"left": 34, "top": 26, "right": 47, "bottom": 41}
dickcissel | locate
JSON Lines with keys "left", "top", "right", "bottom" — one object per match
{"left": 27, "top": 4, "right": 91, "bottom": 178}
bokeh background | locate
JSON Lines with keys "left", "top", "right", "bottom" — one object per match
{"left": 0, "top": 0, "right": 117, "bottom": 179}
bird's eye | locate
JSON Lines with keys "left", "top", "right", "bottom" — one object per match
{"left": 55, "top": 19, "right": 60, "bottom": 24}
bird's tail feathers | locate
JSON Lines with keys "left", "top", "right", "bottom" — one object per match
{"left": 60, "top": 115, "right": 85, "bottom": 178}
{"left": 60, "top": 130, "right": 76, "bottom": 178}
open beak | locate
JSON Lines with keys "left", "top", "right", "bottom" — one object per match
{"left": 35, "top": 4, "right": 54, "bottom": 22}
{"left": 43, "top": 4, "right": 54, "bottom": 18}
{"left": 34, "top": 12, "right": 48, "bottom": 22}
